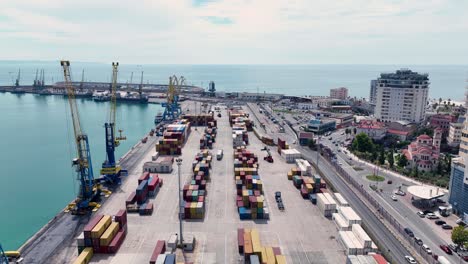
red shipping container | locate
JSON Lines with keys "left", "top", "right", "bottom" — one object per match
{"left": 236, "top": 195, "right": 242, "bottom": 201}
{"left": 237, "top": 201, "right": 244, "bottom": 208}
{"left": 198, "top": 196, "right": 204, "bottom": 202}
{"left": 108, "top": 230, "right": 126, "bottom": 254}
{"left": 237, "top": 228, "right": 244, "bottom": 254}
{"left": 272, "top": 247, "right": 281, "bottom": 256}
{"left": 115, "top": 209, "right": 128, "bottom": 227}
{"left": 150, "top": 240, "right": 166, "bottom": 264}
{"left": 138, "top": 172, "right": 150, "bottom": 184}
{"left": 254, "top": 190, "right": 261, "bottom": 197}
{"left": 83, "top": 214, "right": 103, "bottom": 239}
{"left": 92, "top": 237, "right": 100, "bottom": 248}
{"left": 148, "top": 177, "right": 159, "bottom": 192}
{"left": 126, "top": 192, "right": 136, "bottom": 205}
{"left": 98, "top": 246, "right": 109, "bottom": 254}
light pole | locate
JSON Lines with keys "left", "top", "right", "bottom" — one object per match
{"left": 176, "top": 158, "right": 184, "bottom": 248}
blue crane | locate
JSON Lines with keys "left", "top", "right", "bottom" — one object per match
{"left": 156, "top": 75, "right": 185, "bottom": 124}
{"left": 0, "top": 243, "right": 8, "bottom": 264}
{"left": 100, "top": 62, "right": 127, "bottom": 184}
{"left": 61, "top": 60, "right": 100, "bottom": 214}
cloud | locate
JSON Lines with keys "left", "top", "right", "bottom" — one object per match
{"left": 0, "top": 0, "right": 467, "bottom": 64}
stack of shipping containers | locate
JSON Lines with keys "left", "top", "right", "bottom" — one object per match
{"left": 233, "top": 147, "right": 269, "bottom": 220}
{"left": 277, "top": 138, "right": 289, "bottom": 154}
{"left": 183, "top": 150, "right": 211, "bottom": 219}
{"left": 126, "top": 172, "right": 162, "bottom": 215}
{"left": 74, "top": 210, "right": 127, "bottom": 264}
{"left": 156, "top": 121, "right": 191, "bottom": 155}
{"left": 317, "top": 193, "right": 337, "bottom": 217}
{"left": 200, "top": 121, "right": 217, "bottom": 149}
{"left": 180, "top": 113, "right": 216, "bottom": 126}
{"left": 237, "top": 228, "right": 286, "bottom": 264}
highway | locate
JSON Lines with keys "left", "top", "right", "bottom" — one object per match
{"left": 321, "top": 129, "right": 462, "bottom": 264}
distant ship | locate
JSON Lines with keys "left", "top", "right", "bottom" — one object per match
{"left": 117, "top": 92, "right": 149, "bottom": 103}
{"left": 93, "top": 90, "right": 110, "bottom": 102}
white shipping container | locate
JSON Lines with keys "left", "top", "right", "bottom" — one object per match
{"left": 76, "top": 232, "right": 85, "bottom": 247}
{"left": 339, "top": 231, "right": 358, "bottom": 255}
{"left": 333, "top": 213, "right": 351, "bottom": 231}
{"left": 352, "top": 224, "right": 372, "bottom": 248}
{"left": 167, "top": 234, "right": 178, "bottom": 250}
{"left": 323, "top": 193, "right": 337, "bottom": 210}
{"left": 339, "top": 207, "right": 362, "bottom": 226}
{"left": 295, "top": 159, "right": 312, "bottom": 176}
{"left": 155, "top": 254, "right": 166, "bottom": 264}
{"left": 334, "top": 193, "right": 349, "bottom": 207}
{"left": 346, "top": 255, "right": 360, "bottom": 264}
{"left": 357, "top": 255, "right": 378, "bottom": 264}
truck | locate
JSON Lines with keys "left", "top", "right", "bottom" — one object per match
{"left": 216, "top": 149, "right": 223, "bottom": 160}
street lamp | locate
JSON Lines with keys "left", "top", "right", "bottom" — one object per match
{"left": 176, "top": 158, "right": 184, "bottom": 248}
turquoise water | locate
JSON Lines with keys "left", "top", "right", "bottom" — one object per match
{"left": 0, "top": 92, "right": 162, "bottom": 249}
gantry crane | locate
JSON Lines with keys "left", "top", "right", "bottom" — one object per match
{"left": 100, "top": 62, "right": 127, "bottom": 184}
{"left": 157, "top": 75, "right": 184, "bottom": 124}
{"left": 61, "top": 60, "right": 100, "bottom": 214}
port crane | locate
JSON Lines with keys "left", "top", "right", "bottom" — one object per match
{"left": 61, "top": 60, "right": 100, "bottom": 214}
{"left": 15, "top": 69, "right": 20, "bottom": 87}
{"left": 100, "top": 62, "right": 127, "bottom": 184}
{"left": 0, "top": 243, "right": 8, "bottom": 264}
{"left": 157, "top": 75, "right": 184, "bottom": 124}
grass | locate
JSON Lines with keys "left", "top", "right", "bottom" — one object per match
{"left": 366, "top": 174, "right": 385, "bottom": 182}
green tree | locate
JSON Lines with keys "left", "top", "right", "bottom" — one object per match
{"left": 352, "top": 133, "right": 374, "bottom": 153}
{"left": 436, "top": 158, "right": 443, "bottom": 174}
{"left": 387, "top": 149, "right": 395, "bottom": 168}
{"left": 378, "top": 147, "right": 386, "bottom": 165}
{"left": 432, "top": 103, "right": 438, "bottom": 110}
{"left": 452, "top": 226, "right": 468, "bottom": 247}
{"left": 398, "top": 154, "right": 408, "bottom": 168}
{"left": 445, "top": 155, "right": 452, "bottom": 173}
{"left": 412, "top": 165, "right": 419, "bottom": 178}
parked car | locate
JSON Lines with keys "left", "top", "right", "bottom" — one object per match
{"left": 440, "top": 245, "right": 453, "bottom": 255}
{"left": 442, "top": 224, "right": 453, "bottom": 230}
{"left": 426, "top": 213, "right": 439, "bottom": 219}
{"left": 395, "top": 190, "right": 406, "bottom": 196}
{"left": 448, "top": 244, "right": 457, "bottom": 252}
{"left": 414, "top": 237, "right": 423, "bottom": 245}
{"left": 417, "top": 211, "right": 426, "bottom": 218}
{"left": 405, "top": 255, "right": 417, "bottom": 264}
{"left": 435, "top": 220, "right": 447, "bottom": 225}
{"left": 275, "top": 191, "right": 282, "bottom": 201}
{"left": 387, "top": 180, "right": 393, "bottom": 184}
{"left": 404, "top": 228, "right": 415, "bottom": 237}
{"left": 391, "top": 195, "right": 398, "bottom": 201}
{"left": 423, "top": 210, "right": 434, "bottom": 215}
{"left": 422, "top": 244, "right": 432, "bottom": 255}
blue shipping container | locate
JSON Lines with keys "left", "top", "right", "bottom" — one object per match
{"left": 250, "top": 255, "right": 260, "bottom": 264}
{"left": 164, "top": 254, "right": 176, "bottom": 264}
{"left": 136, "top": 180, "right": 148, "bottom": 193}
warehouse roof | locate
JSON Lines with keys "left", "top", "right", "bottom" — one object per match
{"left": 407, "top": 185, "right": 446, "bottom": 200}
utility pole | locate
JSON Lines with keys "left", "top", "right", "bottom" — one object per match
{"left": 176, "top": 158, "right": 184, "bottom": 248}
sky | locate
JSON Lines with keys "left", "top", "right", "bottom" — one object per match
{"left": 0, "top": 0, "right": 468, "bottom": 64}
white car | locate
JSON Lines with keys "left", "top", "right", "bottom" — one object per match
{"left": 405, "top": 255, "right": 417, "bottom": 264}
{"left": 391, "top": 195, "right": 398, "bottom": 201}
{"left": 417, "top": 211, "right": 425, "bottom": 218}
{"left": 422, "top": 244, "right": 432, "bottom": 255}
{"left": 338, "top": 162, "right": 343, "bottom": 166}
{"left": 426, "top": 213, "right": 439, "bottom": 219}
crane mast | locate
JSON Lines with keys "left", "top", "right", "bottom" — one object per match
{"left": 100, "top": 62, "right": 126, "bottom": 183}
{"left": 61, "top": 60, "right": 98, "bottom": 213}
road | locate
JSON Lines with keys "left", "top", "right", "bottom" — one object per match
{"left": 321, "top": 129, "right": 462, "bottom": 264}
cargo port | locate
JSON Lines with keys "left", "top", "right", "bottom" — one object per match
{"left": 3, "top": 66, "right": 431, "bottom": 264}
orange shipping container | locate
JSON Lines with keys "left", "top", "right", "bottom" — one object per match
{"left": 243, "top": 232, "right": 253, "bottom": 255}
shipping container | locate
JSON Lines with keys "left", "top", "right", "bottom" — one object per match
{"left": 164, "top": 254, "right": 176, "bottom": 264}
{"left": 114, "top": 209, "right": 127, "bottom": 227}
{"left": 150, "top": 240, "right": 166, "bottom": 264}
{"left": 73, "top": 247, "right": 93, "bottom": 264}
{"left": 334, "top": 193, "right": 349, "bottom": 207}
{"left": 275, "top": 255, "right": 287, "bottom": 264}
{"left": 351, "top": 224, "right": 372, "bottom": 248}
{"left": 250, "top": 255, "right": 260, "bottom": 264}
{"left": 83, "top": 214, "right": 103, "bottom": 239}
{"left": 91, "top": 216, "right": 111, "bottom": 238}
{"left": 237, "top": 228, "right": 244, "bottom": 253}
{"left": 155, "top": 254, "right": 166, "bottom": 264}
{"left": 100, "top": 222, "right": 119, "bottom": 246}
{"left": 108, "top": 229, "right": 126, "bottom": 253}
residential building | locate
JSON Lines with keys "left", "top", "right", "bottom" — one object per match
{"left": 448, "top": 119, "right": 464, "bottom": 147}
{"left": 402, "top": 128, "right": 442, "bottom": 172}
{"left": 329, "top": 105, "right": 352, "bottom": 113}
{"left": 331, "top": 113, "right": 354, "bottom": 129}
{"left": 369, "top": 80, "right": 377, "bottom": 105}
{"left": 307, "top": 117, "right": 336, "bottom": 134}
{"left": 330, "top": 87, "right": 348, "bottom": 100}
{"left": 374, "top": 69, "right": 429, "bottom": 123}
{"left": 429, "top": 114, "right": 457, "bottom": 136}
{"left": 356, "top": 120, "right": 387, "bottom": 141}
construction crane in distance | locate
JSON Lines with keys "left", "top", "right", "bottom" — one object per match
{"left": 158, "top": 75, "right": 184, "bottom": 123}
{"left": 100, "top": 62, "right": 127, "bottom": 184}
{"left": 61, "top": 60, "right": 101, "bottom": 214}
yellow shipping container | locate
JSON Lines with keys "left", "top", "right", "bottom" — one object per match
{"left": 73, "top": 247, "right": 93, "bottom": 264}
{"left": 244, "top": 232, "right": 253, "bottom": 254}
{"left": 91, "top": 215, "right": 111, "bottom": 238}
{"left": 287, "top": 172, "right": 293, "bottom": 180}
{"left": 276, "top": 255, "right": 287, "bottom": 264}
{"left": 266, "top": 247, "right": 276, "bottom": 264}
{"left": 257, "top": 196, "right": 264, "bottom": 208}
{"left": 261, "top": 247, "right": 267, "bottom": 263}
{"left": 100, "top": 222, "right": 119, "bottom": 246}
{"left": 250, "top": 229, "right": 262, "bottom": 254}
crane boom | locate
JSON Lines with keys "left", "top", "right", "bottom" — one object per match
{"left": 61, "top": 60, "right": 96, "bottom": 212}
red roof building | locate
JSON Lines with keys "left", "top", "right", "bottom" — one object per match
{"left": 356, "top": 120, "right": 387, "bottom": 140}
{"left": 402, "top": 128, "right": 442, "bottom": 172}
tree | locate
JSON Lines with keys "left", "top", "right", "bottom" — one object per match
{"left": 387, "top": 149, "right": 395, "bottom": 168}
{"left": 436, "top": 158, "right": 443, "bottom": 174}
{"left": 445, "top": 155, "right": 452, "bottom": 173}
{"left": 352, "top": 133, "right": 374, "bottom": 153}
{"left": 412, "top": 165, "right": 419, "bottom": 178}
{"left": 432, "top": 103, "right": 438, "bottom": 110}
{"left": 452, "top": 226, "right": 468, "bottom": 247}
{"left": 398, "top": 154, "right": 408, "bottom": 168}
{"left": 378, "top": 147, "right": 386, "bottom": 165}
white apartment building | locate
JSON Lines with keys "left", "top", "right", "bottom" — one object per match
{"left": 374, "top": 69, "right": 429, "bottom": 123}
{"left": 330, "top": 87, "right": 348, "bottom": 100}
{"left": 448, "top": 122, "right": 464, "bottom": 147}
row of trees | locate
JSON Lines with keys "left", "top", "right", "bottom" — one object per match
{"left": 452, "top": 225, "right": 468, "bottom": 248}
